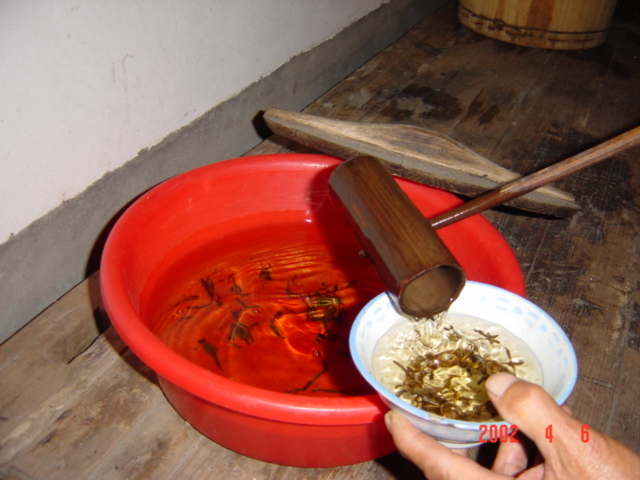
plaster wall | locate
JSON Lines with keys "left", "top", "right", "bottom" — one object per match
{"left": 0, "top": 0, "right": 446, "bottom": 343}
{"left": 0, "top": 0, "right": 387, "bottom": 243}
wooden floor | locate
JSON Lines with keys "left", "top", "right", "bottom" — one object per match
{"left": 2, "top": 2, "right": 639, "bottom": 478}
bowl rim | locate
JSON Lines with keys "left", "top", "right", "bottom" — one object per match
{"left": 100, "top": 153, "right": 527, "bottom": 427}
{"left": 349, "top": 282, "right": 578, "bottom": 430}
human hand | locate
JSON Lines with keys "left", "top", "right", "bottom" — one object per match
{"left": 384, "top": 373, "right": 640, "bottom": 479}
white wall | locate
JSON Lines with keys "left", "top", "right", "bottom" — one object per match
{"left": 0, "top": 0, "right": 386, "bottom": 244}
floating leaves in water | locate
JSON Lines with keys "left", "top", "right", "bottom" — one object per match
{"left": 198, "top": 338, "right": 222, "bottom": 371}
{"left": 148, "top": 223, "right": 385, "bottom": 397}
{"left": 374, "top": 315, "right": 542, "bottom": 422}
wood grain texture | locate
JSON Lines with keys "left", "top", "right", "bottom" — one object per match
{"left": 458, "top": 0, "right": 618, "bottom": 50}
{"left": 264, "top": 107, "right": 580, "bottom": 217}
{"left": 431, "top": 125, "right": 640, "bottom": 228}
{"left": 1, "top": 1, "right": 639, "bottom": 477}
{"left": 329, "top": 156, "right": 465, "bottom": 317}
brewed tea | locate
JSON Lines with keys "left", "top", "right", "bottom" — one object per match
{"left": 143, "top": 215, "right": 384, "bottom": 397}
{"left": 372, "top": 314, "right": 543, "bottom": 421}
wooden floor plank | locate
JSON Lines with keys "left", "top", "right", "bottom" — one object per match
{"left": 87, "top": 396, "right": 198, "bottom": 480}
{"left": 7, "top": 339, "right": 157, "bottom": 479}
{"left": 614, "top": 348, "right": 640, "bottom": 451}
{"left": 307, "top": 2, "right": 465, "bottom": 123}
{"left": 0, "top": 329, "right": 127, "bottom": 465}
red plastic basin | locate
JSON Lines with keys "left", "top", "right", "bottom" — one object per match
{"left": 100, "top": 154, "right": 525, "bottom": 467}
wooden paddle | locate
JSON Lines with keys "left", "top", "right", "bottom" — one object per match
{"left": 264, "top": 107, "right": 580, "bottom": 217}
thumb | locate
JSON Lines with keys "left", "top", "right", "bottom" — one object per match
{"left": 385, "top": 411, "right": 505, "bottom": 480}
{"left": 486, "top": 373, "right": 577, "bottom": 457}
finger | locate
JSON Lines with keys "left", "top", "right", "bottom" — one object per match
{"left": 385, "top": 411, "right": 509, "bottom": 480}
{"left": 487, "top": 374, "right": 640, "bottom": 479}
{"left": 515, "top": 463, "right": 545, "bottom": 480}
{"left": 491, "top": 433, "right": 529, "bottom": 476}
{"left": 485, "top": 373, "right": 580, "bottom": 458}
{"left": 452, "top": 447, "right": 469, "bottom": 457}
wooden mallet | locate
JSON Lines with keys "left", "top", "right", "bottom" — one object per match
{"left": 329, "top": 125, "right": 640, "bottom": 318}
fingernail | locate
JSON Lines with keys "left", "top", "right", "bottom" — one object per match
{"left": 486, "top": 373, "right": 519, "bottom": 398}
{"left": 384, "top": 411, "right": 393, "bottom": 431}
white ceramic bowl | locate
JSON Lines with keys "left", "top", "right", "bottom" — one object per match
{"left": 349, "top": 281, "right": 578, "bottom": 447}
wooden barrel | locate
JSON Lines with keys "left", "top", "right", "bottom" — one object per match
{"left": 458, "top": 0, "right": 618, "bottom": 50}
